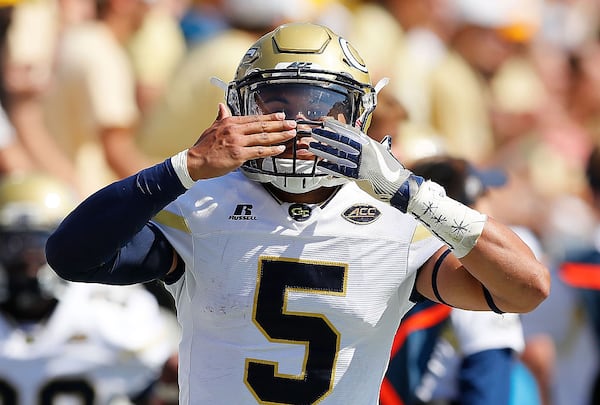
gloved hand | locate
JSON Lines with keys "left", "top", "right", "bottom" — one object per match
{"left": 310, "top": 119, "right": 487, "bottom": 257}
{"left": 309, "top": 119, "right": 423, "bottom": 212}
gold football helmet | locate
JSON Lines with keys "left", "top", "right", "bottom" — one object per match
{"left": 0, "top": 172, "right": 76, "bottom": 231}
{"left": 226, "top": 22, "right": 378, "bottom": 193}
{"left": 0, "top": 173, "right": 76, "bottom": 321}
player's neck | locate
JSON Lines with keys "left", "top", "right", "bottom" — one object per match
{"left": 265, "top": 184, "right": 339, "bottom": 204}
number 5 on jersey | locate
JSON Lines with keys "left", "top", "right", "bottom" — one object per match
{"left": 245, "top": 257, "right": 347, "bottom": 405}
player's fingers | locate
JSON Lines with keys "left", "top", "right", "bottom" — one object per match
{"left": 311, "top": 128, "right": 360, "bottom": 154}
{"left": 309, "top": 142, "right": 358, "bottom": 168}
{"left": 226, "top": 111, "right": 289, "bottom": 126}
{"left": 239, "top": 117, "right": 297, "bottom": 136}
{"left": 242, "top": 144, "right": 287, "bottom": 161}
{"left": 216, "top": 103, "right": 232, "bottom": 120}
{"left": 244, "top": 128, "right": 297, "bottom": 147}
{"left": 322, "top": 119, "right": 370, "bottom": 146}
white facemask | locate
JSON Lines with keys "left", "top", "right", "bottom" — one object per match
{"left": 241, "top": 157, "right": 347, "bottom": 194}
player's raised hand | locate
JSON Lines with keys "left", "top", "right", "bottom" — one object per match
{"left": 186, "top": 103, "right": 297, "bottom": 180}
{"left": 309, "top": 119, "right": 416, "bottom": 206}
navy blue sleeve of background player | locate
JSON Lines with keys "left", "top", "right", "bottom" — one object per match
{"left": 45, "top": 159, "right": 187, "bottom": 285}
{"left": 459, "top": 348, "right": 514, "bottom": 405}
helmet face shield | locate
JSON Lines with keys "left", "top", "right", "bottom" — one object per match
{"left": 247, "top": 82, "right": 354, "bottom": 123}
{"left": 0, "top": 230, "right": 50, "bottom": 273}
{"left": 230, "top": 67, "right": 374, "bottom": 128}
{"left": 0, "top": 229, "right": 61, "bottom": 321}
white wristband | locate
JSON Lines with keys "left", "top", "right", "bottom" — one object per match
{"left": 170, "top": 149, "right": 196, "bottom": 189}
{"left": 407, "top": 181, "right": 487, "bottom": 258}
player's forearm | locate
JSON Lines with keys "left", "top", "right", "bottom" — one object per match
{"left": 458, "top": 218, "right": 550, "bottom": 313}
{"left": 308, "top": 121, "right": 550, "bottom": 312}
{"left": 405, "top": 181, "right": 549, "bottom": 313}
{"left": 46, "top": 158, "right": 187, "bottom": 282}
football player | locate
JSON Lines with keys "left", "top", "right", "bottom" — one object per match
{"left": 0, "top": 173, "right": 177, "bottom": 404}
{"left": 46, "top": 22, "right": 550, "bottom": 405}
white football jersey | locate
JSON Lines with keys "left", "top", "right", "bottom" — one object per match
{"left": 152, "top": 171, "right": 444, "bottom": 405}
{"left": 0, "top": 282, "right": 178, "bottom": 405}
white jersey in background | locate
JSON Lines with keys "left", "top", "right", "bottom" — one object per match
{"left": 0, "top": 105, "right": 15, "bottom": 148}
{"left": 0, "top": 282, "right": 178, "bottom": 405}
{"left": 152, "top": 170, "right": 444, "bottom": 405}
{"left": 415, "top": 310, "right": 525, "bottom": 402}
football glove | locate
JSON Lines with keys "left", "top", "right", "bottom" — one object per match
{"left": 309, "top": 119, "right": 423, "bottom": 212}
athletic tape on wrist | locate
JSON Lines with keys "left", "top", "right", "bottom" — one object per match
{"left": 170, "top": 149, "right": 195, "bottom": 189}
{"left": 390, "top": 174, "right": 424, "bottom": 213}
{"left": 407, "top": 181, "right": 487, "bottom": 258}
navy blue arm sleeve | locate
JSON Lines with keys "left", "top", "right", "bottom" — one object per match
{"left": 45, "top": 159, "right": 188, "bottom": 285}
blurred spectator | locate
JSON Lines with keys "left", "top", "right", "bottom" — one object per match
{"left": 492, "top": 41, "right": 591, "bottom": 203}
{"left": 421, "top": 0, "right": 565, "bottom": 257}
{"left": 553, "top": 145, "right": 600, "bottom": 405}
{"left": 136, "top": 0, "right": 315, "bottom": 161}
{"left": 344, "top": 0, "right": 405, "bottom": 81}
{"left": 0, "top": 103, "right": 33, "bottom": 174}
{"left": 426, "top": 0, "right": 542, "bottom": 165}
{"left": 361, "top": 0, "right": 454, "bottom": 127}
{"left": 512, "top": 44, "right": 600, "bottom": 405}
{"left": 0, "top": 2, "right": 38, "bottom": 174}
{"left": 343, "top": 0, "right": 541, "bottom": 166}
{"left": 366, "top": 84, "right": 408, "bottom": 144}
{"left": 40, "top": 0, "right": 155, "bottom": 197}
{"left": 178, "top": 0, "right": 228, "bottom": 47}
{"left": 483, "top": 129, "right": 597, "bottom": 405}
{"left": 539, "top": 0, "right": 599, "bottom": 53}
{"left": 3, "top": 0, "right": 94, "bottom": 186}
{"left": 346, "top": 0, "right": 455, "bottom": 164}
{"left": 567, "top": 43, "right": 600, "bottom": 144}
{"left": 0, "top": 172, "right": 178, "bottom": 404}
{"left": 149, "top": 352, "right": 179, "bottom": 405}
{"left": 127, "top": 0, "right": 187, "bottom": 114}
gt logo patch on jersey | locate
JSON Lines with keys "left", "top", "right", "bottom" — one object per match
{"left": 229, "top": 204, "right": 257, "bottom": 220}
{"left": 289, "top": 203, "right": 312, "bottom": 222}
{"left": 342, "top": 204, "right": 381, "bottom": 224}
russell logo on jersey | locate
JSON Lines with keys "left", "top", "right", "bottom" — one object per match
{"left": 229, "top": 204, "right": 257, "bottom": 221}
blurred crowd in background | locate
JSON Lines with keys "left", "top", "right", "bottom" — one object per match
{"left": 1, "top": 0, "right": 600, "bottom": 404}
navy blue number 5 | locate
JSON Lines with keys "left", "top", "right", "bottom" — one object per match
{"left": 245, "top": 256, "right": 347, "bottom": 405}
